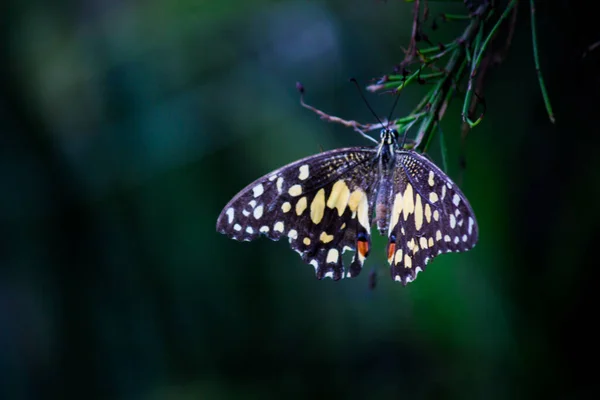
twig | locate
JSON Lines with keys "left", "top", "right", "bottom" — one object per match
{"left": 494, "top": 2, "right": 519, "bottom": 64}
{"left": 463, "top": 0, "right": 516, "bottom": 128}
{"left": 296, "top": 82, "right": 381, "bottom": 143}
{"left": 530, "top": 0, "right": 555, "bottom": 123}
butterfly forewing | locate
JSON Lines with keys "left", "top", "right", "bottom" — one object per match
{"left": 386, "top": 150, "right": 479, "bottom": 285}
{"left": 216, "top": 148, "right": 380, "bottom": 280}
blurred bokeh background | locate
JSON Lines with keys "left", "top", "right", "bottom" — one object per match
{"left": 1, "top": 0, "right": 599, "bottom": 399}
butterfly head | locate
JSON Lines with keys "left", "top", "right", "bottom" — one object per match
{"left": 380, "top": 128, "right": 399, "bottom": 144}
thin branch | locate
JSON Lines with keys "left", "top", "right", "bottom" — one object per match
{"left": 296, "top": 82, "right": 380, "bottom": 144}
{"left": 494, "top": 2, "right": 519, "bottom": 64}
{"left": 530, "top": 0, "right": 555, "bottom": 123}
{"left": 401, "top": 0, "right": 422, "bottom": 68}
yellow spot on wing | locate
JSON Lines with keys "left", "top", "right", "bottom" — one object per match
{"left": 428, "top": 237, "right": 434, "bottom": 247}
{"left": 394, "top": 249, "right": 403, "bottom": 265}
{"left": 388, "top": 192, "right": 403, "bottom": 236}
{"left": 414, "top": 194, "right": 423, "bottom": 230}
{"left": 274, "top": 222, "right": 284, "bottom": 232}
{"left": 428, "top": 171, "right": 435, "bottom": 187}
{"left": 295, "top": 197, "right": 307, "bottom": 216}
{"left": 433, "top": 209, "right": 440, "bottom": 221}
{"left": 288, "top": 184, "right": 302, "bottom": 197}
{"left": 419, "top": 237, "right": 428, "bottom": 249}
{"left": 402, "top": 184, "right": 415, "bottom": 220}
{"left": 348, "top": 189, "right": 365, "bottom": 212}
{"left": 436, "top": 230, "right": 442, "bottom": 241}
{"left": 320, "top": 231, "right": 334, "bottom": 243}
{"left": 429, "top": 192, "right": 439, "bottom": 203}
{"left": 327, "top": 180, "right": 350, "bottom": 216}
{"left": 310, "top": 189, "right": 326, "bottom": 224}
{"left": 357, "top": 191, "right": 370, "bottom": 233}
{"left": 425, "top": 203, "right": 432, "bottom": 223}
{"left": 281, "top": 202, "right": 291, "bottom": 213}
{"left": 404, "top": 254, "right": 412, "bottom": 269}
{"left": 303, "top": 237, "right": 311, "bottom": 245}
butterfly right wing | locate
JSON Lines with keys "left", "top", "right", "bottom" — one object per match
{"left": 386, "top": 150, "right": 479, "bottom": 285}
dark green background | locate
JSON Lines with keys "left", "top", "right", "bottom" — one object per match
{"left": 1, "top": 1, "right": 598, "bottom": 399}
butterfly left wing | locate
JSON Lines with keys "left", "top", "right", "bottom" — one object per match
{"left": 216, "top": 147, "right": 379, "bottom": 280}
{"left": 386, "top": 150, "right": 479, "bottom": 285}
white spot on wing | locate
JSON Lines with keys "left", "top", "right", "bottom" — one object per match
{"left": 246, "top": 227, "right": 254, "bottom": 234}
{"left": 310, "top": 259, "right": 319, "bottom": 271}
{"left": 288, "top": 229, "right": 298, "bottom": 240}
{"left": 324, "top": 271, "right": 334, "bottom": 279}
{"left": 249, "top": 200, "right": 257, "bottom": 208}
{"left": 252, "top": 184, "right": 264, "bottom": 197}
{"left": 269, "top": 174, "right": 278, "bottom": 181}
{"left": 468, "top": 217, "right": 475, "bottom": 235}
{"left": 298, "top": 164, "right": 310, "bottom": 180}
{"left": 326, "top": 248, "right": 339, "bottom": 264}
{"left": 450, "top": 214, "right": 456, "bottom": 229}
{"left": 234, "top": 224, "right": 242, "bottom": 232}
{"left": 242, "top": 210, "right": 250, "bottom": 217}
{"left": 276, "top": 177, "right": 284, "bottom": 194}
{"left": 453, "top": 194, "right": 461, "bottom": 206}
{"left": 253, "top": 205, "right": 264, "bottom": 219}
{"left": 259, "top": 226, "right": 269, "bottom": 233}
{"left": 226, "top": 208, "right": 234, "bottom": 224}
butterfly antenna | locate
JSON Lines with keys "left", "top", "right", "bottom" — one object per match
{"left": 350, "top": 78, "right": 385, "bottom": 128}
{"left": 386, "top": 90, "right": 401, "bottom": 129}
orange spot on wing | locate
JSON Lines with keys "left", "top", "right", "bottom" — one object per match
{"left": 357, "top": 240, "right": 370, "bottom": 258}
{"left": 387, "top": 243, "right": 396, "bottom": 262}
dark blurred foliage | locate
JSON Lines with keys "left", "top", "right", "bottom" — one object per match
{"left": 1, "top": 0, "right": 599, "bottom": 399}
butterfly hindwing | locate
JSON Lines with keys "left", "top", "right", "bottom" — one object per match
{"left": 216, "top": 147, "right": 379, "bottom": 280}
{"left": 386, "top": 150, "right": 479, "bottom": 285}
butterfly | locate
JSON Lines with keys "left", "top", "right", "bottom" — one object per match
{"left": 216, "top": 128, "right": 478, "bottom": 285}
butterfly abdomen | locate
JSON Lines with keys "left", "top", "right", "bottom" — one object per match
{"left": 374, "top": 168, "right": 394, "bottom": 235}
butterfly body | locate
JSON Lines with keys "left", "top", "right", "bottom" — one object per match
{"left": 217, "top": 129, "right": 478, "bottom": 285}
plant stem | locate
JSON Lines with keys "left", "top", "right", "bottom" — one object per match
{"left": 462, "top": 0, "right": 516, "bottom": 127}
{"left": 530, "top": 0, "right": 555, "bottom": 123}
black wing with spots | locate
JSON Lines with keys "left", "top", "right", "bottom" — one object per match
{"left": 216, "top": 147, "right": 380, "bottom": 280}
{"left": 385, "top": 150, "right": 479, "bottom": 285}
